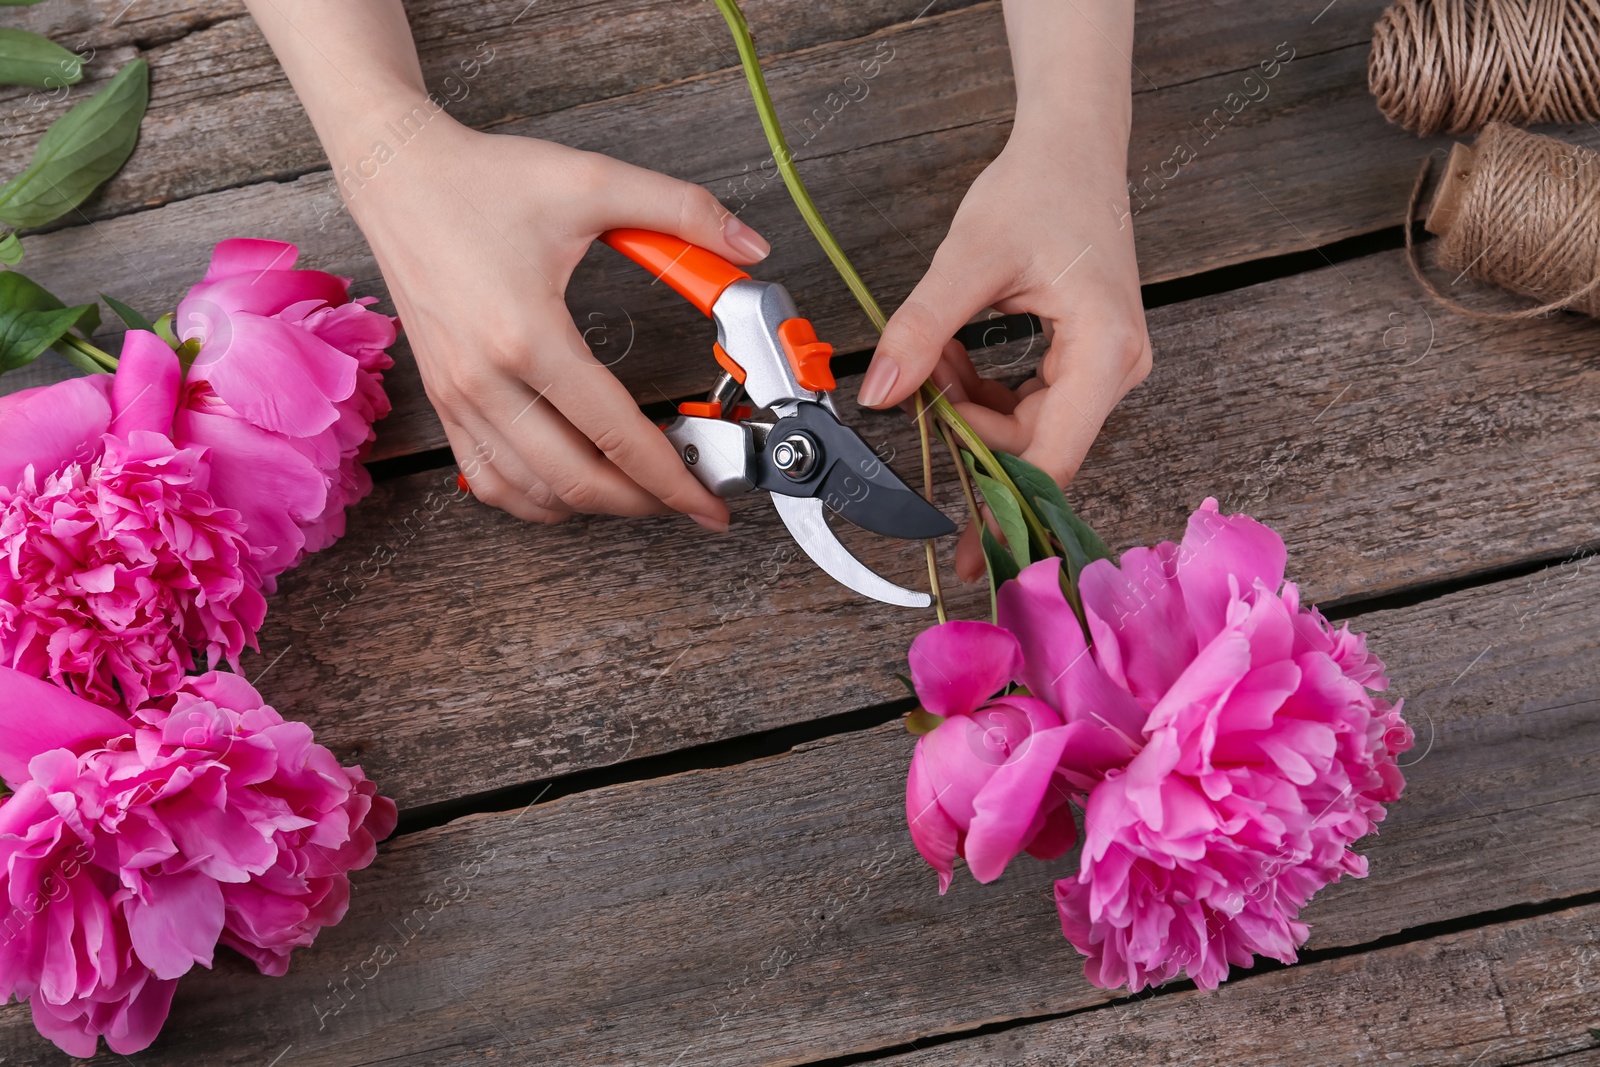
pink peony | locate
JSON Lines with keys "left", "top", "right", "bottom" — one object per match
{"left": 0, "top": 334, "right": 266, "bottom": 710}
{"left": 174, "top": 239, "right": 396, "bottom": 580}
{"left": 903, "top": 499, "right": 1411, "bottom": 992}
{"left": 0, "top": 664, "right": 397, "bottom": 1057}
{"left": 904, "top": 622, "right": 1082, "bottom": 893}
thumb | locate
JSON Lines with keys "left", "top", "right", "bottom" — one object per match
{"left": 860, "top": 252, "right": 997, "bottom": 409}
{"left": 595, "top": 159, "right": 770, "bottom": 266}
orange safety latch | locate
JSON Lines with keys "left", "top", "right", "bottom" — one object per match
{"left": 777, "top": 318, "right": 835, "bottom": 393}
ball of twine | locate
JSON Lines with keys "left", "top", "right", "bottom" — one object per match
{"left": 1406, "top": 122, "right": 1600, "bottom": 318}
{"left": 1370, "top": 0, "right": 1600, "bottom": 135}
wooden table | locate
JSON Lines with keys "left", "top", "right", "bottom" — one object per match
{"left": 3, "top": 0, "right": 1599, "bottom": 1063}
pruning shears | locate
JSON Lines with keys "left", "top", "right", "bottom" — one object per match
{"left": 599, "top": 228, "right": 955, "bottom": 608}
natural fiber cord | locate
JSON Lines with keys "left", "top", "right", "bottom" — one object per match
{"left": 1407, "top": 122, "right": 1600, "bottom": 318}
{"left": 1371, "top": 0, "right": 1600, "bottom": 135}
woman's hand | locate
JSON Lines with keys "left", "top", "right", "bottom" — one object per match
{"left": 855, "top": 0, "right": 1148, "bottom": 582}
{"left": 243, "top": 0, "right": 769, "bottom": 531}
{"left": 343, "top": 117, "right": 769, "bottom": 529}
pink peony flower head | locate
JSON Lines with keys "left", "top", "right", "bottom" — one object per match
{"left": 1042, "top": 500, "right": 1412, "bottom": 991}
{"left": 0, "top": 665, "right": 396, "bottom": 1058}
{"left": 173, "top": 239, "right": 396, "bottom": 579}
{"left": 904, "top": 621, "right": 1082, "bottom": 893}
{"left": 901, "top": 498, "right": 1411, "bottom": 993}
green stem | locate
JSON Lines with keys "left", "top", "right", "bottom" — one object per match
{"left": 59, "top": 333, "right": 117, "bottom": 373}
{"left": 711, "top": 0, "right": 886, "bottom": 333}
{"left": 914, "top": 388, "right": 945, "bottom": 623}
{"left": 714, "top": 0, "right": 1068, "bottom": 608}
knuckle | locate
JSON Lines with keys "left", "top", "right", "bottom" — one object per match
{"left": 552, "top": 473, "right": 602, "bottom": 512}
{"left": 589, "top": 425, "right": 633, "bottom": 465}
{"left": 523, "top": 479, "right": 565, "bottom": 513}
{"left": 677, "top": 183, "right": 724, "bottom": 233}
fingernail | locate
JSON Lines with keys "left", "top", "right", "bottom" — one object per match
{"left": 857, "top": 359, "right": 899, "bottom": 408}
{"left": 723, "top": 216, "right": 769, "bottom": 261}
{"left": 689, "top": 512, "right": 729, "bottom": 533}
{"left": 456, "top": 472, "right": 472, "bottom": 496}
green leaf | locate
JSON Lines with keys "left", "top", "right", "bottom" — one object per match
{"left": 100, "top": 290, "right": 153, "bottom": 333}
{"left": 0, "top": 269, "right": 100, "bottom": 370}
{"left": 0, "top": 29, "right": 83, "bottom": 89}
{"left": 0, "top": 231, "right": 22, "bottom": 266}
{"left": 979, "top": 523, "right": 1020, "bottom": 588}
{"left": 1037, "top": 498, "right": 1092, "bottom": 586}
{"left": 0, "top": 58, "right": 148, "bottom": 229}
{"left": 968, "top": 463, "right": 1031, "bottom": 571}
{"left": 0, "top": 272, "right": 96, "bottom": 373}
{"left": 905, "top": 709, "right": 944, "bottom": 736}
{"left": 893, "top": 672, "right": 917, "bottom": 698}
{"left": 993, "top": 451, "right": 1114, "bottom": 564}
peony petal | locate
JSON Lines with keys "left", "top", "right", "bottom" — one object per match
{"left": 198, "top": 237, "right": 300, "bottom": 283}
{"left": 1079, "top": 545, "right": 1198, "bottom": 704}
{"left": 964, "top": 720, "right": 1074, "bottom": 882}
{"left": 906, "top": 742, "right": 961, "bottom": 894}
{"left": 1177, "top": 498, "right": 1288, "bottom": 647}
{"left": 127, "top": 870, "right": 224, "bottom": 979}
{"left": 186, "top": 311, "right": 358, "bottom": 436}
{"left": 0, "top": 666, "right": 128, "bottom": 788}
{"left": 108, "top": 331, "right": 181, "bottom": 438}
{"left": 907, "top": 620, "right": 1022, "bottom": 718}
{"left": 0, "top": 376, "right": 111, "bottom": 489}
{"left": 104, "top": 974, "right": 180, "bottom": 1056}
{"left": 998, "top": 557, "right": 1147, "bottom": 738}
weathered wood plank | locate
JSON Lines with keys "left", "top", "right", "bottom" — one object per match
{"left": 236, "top": 246, "right": 1600, "bottom": 812}
{"left": 873, "top": 905, "right": 1600, "bottom": 1067}
{"left": 3, "top": 555, "right": 1596, "bottom": 1064}
{"left": 11, "top": 2, "right": 1567, "bottom": 465}
{"left": 0, "top": 0, "right": 1387, "bottom": 226}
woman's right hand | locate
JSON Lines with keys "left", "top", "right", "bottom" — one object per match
{"left": 338, "top": 115, "right": 772, "bottom": 530}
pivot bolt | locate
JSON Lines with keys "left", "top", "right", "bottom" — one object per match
{"left": 683, "top": 444, "right": 700, "bottom": 465}
{"left": 772, "top": 432, "right": 818, "bottom": 480}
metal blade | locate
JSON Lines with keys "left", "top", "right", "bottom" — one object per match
{"left": 770, "top": 494, "right": 932, "bottom": 609}
{"left": 755, "top": 401, "right": 956, "bottom": 540}
{"left": 818, "top": 463, "right": 956, "bottom": 539}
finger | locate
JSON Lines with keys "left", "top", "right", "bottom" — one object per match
{"left": 860, "top": 239, "right": 1004, "bottom": 409}
{"left": 1020, "top": 334, "right": 1146, "bottom": 487}
{"left": 591, "top": 158, "right": 770, "bottom": 265}
{"left": 950, "top": 399, "right": 1033, "bottom": 455}
{"left": 1015, "top": 377, "right": 1047, "bottom": 399}
{"left": 954, "top": 518, "right": 986, "bottom": 584}
{"left": 441, "top": 416, "right": 572, "bottom": 525}
{"left": 532, "top": 307, "right": 733, "bottom": 526}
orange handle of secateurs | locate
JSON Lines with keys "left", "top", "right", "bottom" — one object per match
{"left": 599, "top": 229, "right": 750, "bottom": 317}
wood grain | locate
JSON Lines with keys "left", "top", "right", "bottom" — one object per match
{"left": 12, "top": 4, "right": 1575, "bottom": 464}
{"left": 2, "top": 556, "right": 1595, "bottom": 1064}
{"left": 0, "top": 0, "right": 1388, "bottom": 227}
{"left": 234, "top": 246, "right": 1600, "bottom": 812}
{"left": 874, "top": 904, "right": 1600, "bottom": 1067}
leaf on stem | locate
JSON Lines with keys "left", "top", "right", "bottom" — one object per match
{"left": 993, "top": 451, "right": 1114, "bottom": 564}
{"left": 0, "top": 271, "right": 96, "bottom": 374}
{"left": 100, "top": 290, "right": 154, "bottom": 333}
{"left": 0, "top": 29, "right": 83, "bottom": 89}
{"left": 905, "top": 708, "right": 945, "bottom": 735}
{"left": 965, "top": 457, "right": 1031, "bottom": 571}
{"left": 0, "top": 231, "right": 22, "bottom": 266}
{"left": 0, "top": 58, "right": 148, "bottom": 229}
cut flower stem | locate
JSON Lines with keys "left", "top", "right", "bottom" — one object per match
{"left": 713, "top": 0, "right": 1069, "bottom": 613}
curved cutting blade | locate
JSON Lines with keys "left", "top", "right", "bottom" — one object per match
{"left": 771, "top": 494, "right": 932, "bottom": 608}
{"left": 757, "top": 402, "right": 956, "bottom": 540}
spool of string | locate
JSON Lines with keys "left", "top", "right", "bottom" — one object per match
{"left": 1370, "top": 0, "right": 1600, "bottom": 135}
{"left": 1407, "top": 122, "right": 1600, "bottom": 319}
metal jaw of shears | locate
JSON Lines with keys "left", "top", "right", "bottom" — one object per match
{"left": 599, "top": 228, "right": 955, "bottom": 608}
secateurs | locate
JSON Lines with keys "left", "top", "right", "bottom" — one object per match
{"left": 599, "top": 228, "right": 955, "bottom": 608}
